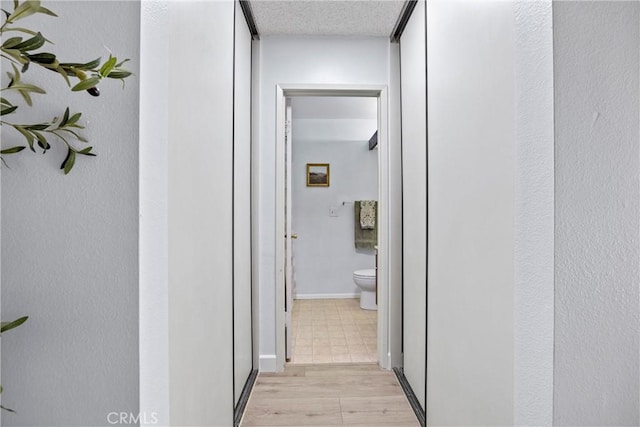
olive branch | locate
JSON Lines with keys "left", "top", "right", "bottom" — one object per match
{"left": 1, "top": 0, "right": 132, "bottom": 174}
{"left": 0, "top": 316, "right": 28, "bottom": 412}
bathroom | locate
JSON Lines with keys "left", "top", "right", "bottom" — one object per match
{"left": 289, "top": 96, "right": 379, "bottom": 364}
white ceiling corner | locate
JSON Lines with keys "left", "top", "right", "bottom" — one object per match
{"left": 249, "top": 0, "right": 406, "bottom": 37}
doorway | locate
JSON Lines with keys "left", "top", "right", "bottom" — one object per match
{"left": 286, "top": 96, "right": 379, "bottom": 364}
{"left": 274, "top": 84, "right": 401, "bottom": 371}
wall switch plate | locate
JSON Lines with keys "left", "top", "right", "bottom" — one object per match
{"left": 329, "top": 206, "right": 339, "bottom": 217}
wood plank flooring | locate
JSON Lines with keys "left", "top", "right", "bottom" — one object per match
{"left": 240, "top": 364, "right": 420, "bottom": 426}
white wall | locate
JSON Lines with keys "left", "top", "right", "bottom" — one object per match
{"left": 513, "top": 1, "right": 555, "bottom": 425}
{"left": 292, "top": 116, "right": 378, "bottom": 297}
{"left": 256, "top": 36, "right": 390, "bottom": 368}
{"left": 553, "top": 2, "right": 640, "bottom": 425}
{"left": 139, "top": 2, "right": 170, "bottom": 425}
{"left": 399, "top": 0, "right": 427, "bottom": 410}
{"left": 1, "top": 2, "right": 140, "bottom": 426}
{"left": 426, "top": 1, "right": 516, "bottom": 425}
{"left": 167, "top": 2, "right": 234, "bottom": 425}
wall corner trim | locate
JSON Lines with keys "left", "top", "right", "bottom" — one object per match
{"left": 259, "top": 355, "right": 277, "bottom": 372}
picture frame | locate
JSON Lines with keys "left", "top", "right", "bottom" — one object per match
{"left": 306, "top": 163, "right": 330, "bottom": 187}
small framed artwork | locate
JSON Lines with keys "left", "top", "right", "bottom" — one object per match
{"left": 306, "top": 163, "right": 330, "bottom": 187}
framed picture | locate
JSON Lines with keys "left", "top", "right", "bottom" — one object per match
{"left": 306, "top": 163, "right": 330, "bottom": 187}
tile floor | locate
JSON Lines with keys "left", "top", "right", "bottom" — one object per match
{"left": 290, "top": 298, "right": 378, "bottom": 364}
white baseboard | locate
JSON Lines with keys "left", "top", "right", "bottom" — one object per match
{"left": 294, "top": 293, "right": 359, "bottom": 300}
{"left": 259, "top": 354, "right": 277, "bottom": 372}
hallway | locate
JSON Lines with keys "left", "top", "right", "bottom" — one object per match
{"left": 240, "top": 364, "right": 419, "bottom": 426}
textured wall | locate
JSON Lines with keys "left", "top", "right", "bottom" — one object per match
{"left": 1, "top": 2, "right": 140, "bottom": 426}
{"left": 292, "top": 118, "right": 378, "bottom": 297}
{"left": 553, "top": 2, "right": 640, "bottom": 425}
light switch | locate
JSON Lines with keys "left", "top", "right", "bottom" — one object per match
{"left": 329, "top": 206, "right": 339, "bottom": 217}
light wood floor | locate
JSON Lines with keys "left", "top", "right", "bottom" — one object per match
{"left": 240, "top": 364, "right": 420, "bottom": 426}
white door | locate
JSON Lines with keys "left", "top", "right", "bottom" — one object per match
{"left": 285, "top": 102, "right": 294, "bottom": 361}
{"left": 401, "top": 0, "right": 427, "bottom": 408}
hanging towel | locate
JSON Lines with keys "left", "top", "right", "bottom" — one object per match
{"left": 354, "top": 201, "right": 377, "bottom": 249}
{"left": 360, "top": 200, "right": 377, "bottom": 229}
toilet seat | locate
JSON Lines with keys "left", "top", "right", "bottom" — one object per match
{"left": 353, "top": 269, "right": 376, "bottom": 278}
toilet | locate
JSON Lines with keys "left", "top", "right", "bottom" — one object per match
{"left": 353, "top": 269, "right": 377, "bottom": 310}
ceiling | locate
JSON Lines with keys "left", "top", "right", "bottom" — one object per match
{"left": 248, "top": 0, "right": 406, "bottom": 37}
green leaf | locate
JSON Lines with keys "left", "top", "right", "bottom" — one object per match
{"left": 66, "top": 112, "right": 81, "bottom": 125}
{"left": 0, "top": 146, "right": 26, "bottom": 154}
{"left": 7, "top": 82, "right": 45, "bottom": 93}
{"left": 1, "top": 105, "right": 18, "bottom": 115}
{"left": 59, "top": 128, "right": 87, "bottom": 142}
{"left": 27, "top": 52, "right": 56, "bottom": 64}
{"left": 37, "top": 5, "right": 57, "bottom": 17}
{"left": 38, "top": 59, "right": 61, "bottom": 72}
{"left": 13, "top": 32, "right": 45, "bottom": 51}
{"left": 13, "top": 125, "right": 34, "bottom": 149}
{"left": 1, "top": 96, "right": 17, "bottom": 114}
{"left": 24, "top": 123, "right": 48, "bottom": 131}
{"left": 4, "top": 63, "right": 46, "bottom": 104}
{"left": 3, "top": 27, "right": 52, "bottom": 43}
{"left": 60, "top": 107, "right": 69, "bottom": 127}
{"left": 8, "top": 82, "right": 46, "bottom": 94}
{"left": 0, "top": 100, "right": 15, "bottom": 115}
{"left": 106, "top": 70, "right": 132, "bottom": 79}
{"left": 71, "top": 76, "right": 100, "bottom": 92}
{"left": 61, "top": 148, "right": 76, "bottom": 174}
{"left": 8, "top": 1, "right": 39, "bottom": 22}
{"left": 60, "top": 57, "right": 101, "bottom": 72}
{"left": 7, "top": 62, "right": 20, "bottom": 83}
{"left": 6, "top": 81, "right": 46, "bottom": 106}
{"left": 1, "top": 47, "right": 28, "bottom": 64}
{"left": 2, "top": 37, "right": 23, "bottom": 49}
{"left": 32, "top": 131, "right": 49, "bottom": 150}
{"left": 54, "top": 64, "right": 70, "bottom": 86}
{"left": 18, "top": 89, "right": 32, "bottom": 106}
{"left": 99, "top": 56, "right": 117, "bottom": 78}
{"left": 0, "top": 316, "right": 28, "bottom": 333}
{"left": 78, "top": 146, "right": 96, "bottom": 156}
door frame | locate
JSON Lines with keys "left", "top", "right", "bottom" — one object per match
{"left": 274, "top": 83, "right": 397, "bottom": 371}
